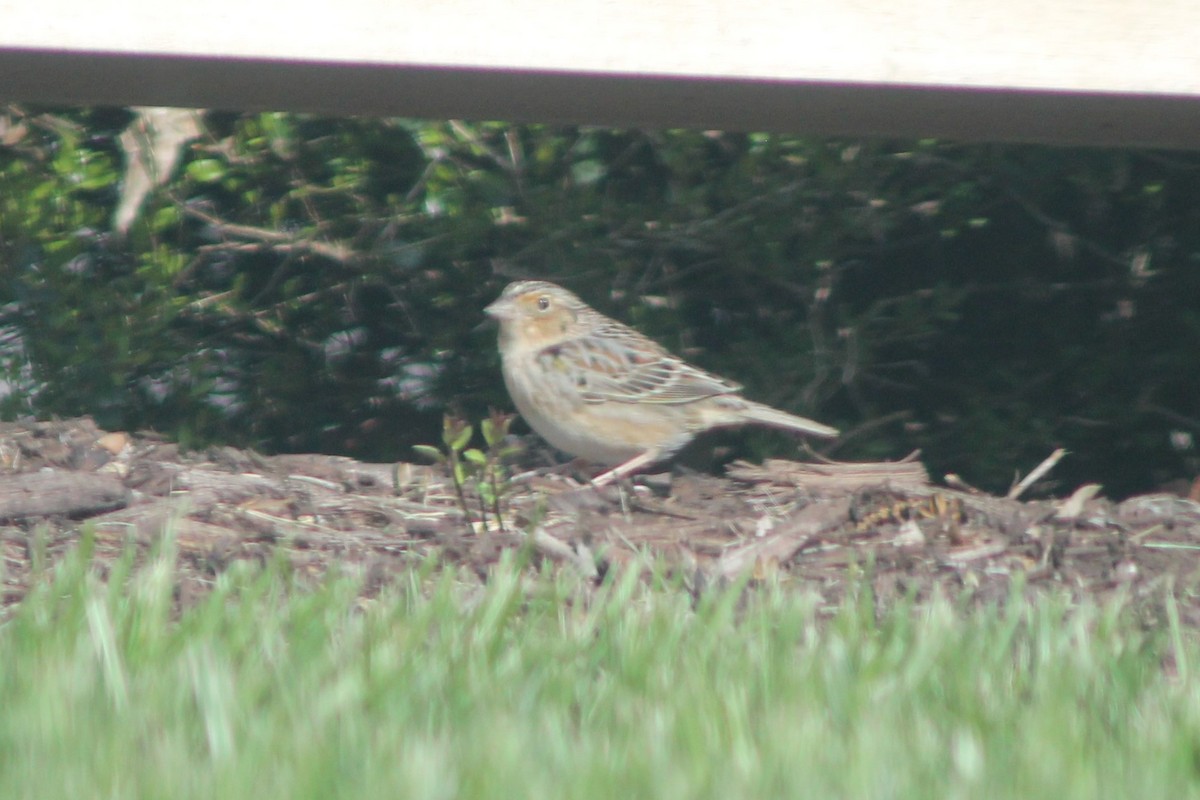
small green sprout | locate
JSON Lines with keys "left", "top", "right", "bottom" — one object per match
{"left": 413, "top": 410, "right": 521, "bottom": 533}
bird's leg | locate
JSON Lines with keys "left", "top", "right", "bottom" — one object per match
{"left": 590, "top": 450, "right": 661, "bottom": 488}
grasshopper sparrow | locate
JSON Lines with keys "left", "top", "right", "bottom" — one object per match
{"left": 484, "top": 280, "right": 838, "bottom": 486}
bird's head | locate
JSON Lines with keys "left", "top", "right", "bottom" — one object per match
{"left": 484, "top": 280, "right": 587, "bottom": 351}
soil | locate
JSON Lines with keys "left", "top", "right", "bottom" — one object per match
{"left": 3, "top": 417, "right": 1200, "bottom": 626}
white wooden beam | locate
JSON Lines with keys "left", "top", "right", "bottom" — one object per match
{"left": 2, "top": 1, "right": 1199, "bottom": 148}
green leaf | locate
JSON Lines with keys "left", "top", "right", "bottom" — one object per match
{"left": 449, "top": 424, "right": 473, "bottom": 453}
{"left": 150, "top": 204, "right": 181, "bottom": 230}
{"left": 463, "top": 448, "right": 488, "bottom": 465}
{"left": 186, "top": 159, "right": 227, "bottom": 183}
{"left": 77, "top": 159, "right": 117, "bottom": 191}
{"left": 412, "top": 445, "right": 446, "bottom": 463}
{"left": 570, "top": 159, "right": 605, "bottom": 186}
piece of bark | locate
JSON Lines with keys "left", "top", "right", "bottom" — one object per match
{"left": 0, "top": 471, "right": 129, "bottom": 520}
{"left": 90, "top": 501, "right": 236, "bottom": 548}
{"left": 714, "top": 496, "right": 852, "bottom": 579}
{"left": 725, "top": 458, "right": 930, "bottom": 491}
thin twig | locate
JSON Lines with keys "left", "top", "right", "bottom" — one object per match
{"left": 489, "top": 465, "right": 506, "bottom": 533}
{"left": 531, "top": 526, "right": 598, "bottom": 579}
{"left": 183, "top": 205, "right": 357, "bottom": 264}
{"left": 1008, "top": 448, "right": 1068, "bottom": 500}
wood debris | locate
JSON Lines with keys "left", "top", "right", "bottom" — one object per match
{"left": 0, "top": 417, "right": 1198, "bottom": 624}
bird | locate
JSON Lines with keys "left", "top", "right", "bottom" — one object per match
{"left": 484, "top": 280, "right": 839, "bottom": 486}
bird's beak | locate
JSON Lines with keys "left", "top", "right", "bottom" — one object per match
{"left": 483, "top": 296, "right": 513, "bottom": 320}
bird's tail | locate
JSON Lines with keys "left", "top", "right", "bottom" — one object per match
{"left": 735, "top": 399, "right": 839, "bottom": 439}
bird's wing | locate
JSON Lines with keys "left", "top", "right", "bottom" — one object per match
{"left": 537, "top": 324, "right": 741, "bottom": 405}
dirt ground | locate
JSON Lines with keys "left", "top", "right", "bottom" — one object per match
{"left": 3, "top": 417, "right": 1200, "bottom": 626}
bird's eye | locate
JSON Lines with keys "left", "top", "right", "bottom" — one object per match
{"left": 537, "top": 296, "right": 550, "bottom": 311}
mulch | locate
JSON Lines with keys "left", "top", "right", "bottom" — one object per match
{"left": 2, "top": 417, "right": 1200, "bottom": 626}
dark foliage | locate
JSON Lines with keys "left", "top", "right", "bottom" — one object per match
{"left": 1, "top": 108, "right": 1197, "bottom": 496}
